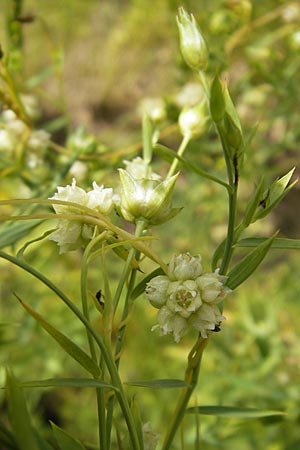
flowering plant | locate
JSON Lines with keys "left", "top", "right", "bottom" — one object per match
{"left": 0, "top": 3, "right": 299, "bottom": 450}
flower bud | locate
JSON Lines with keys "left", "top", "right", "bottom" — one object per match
{"left": 210, "top": 74, "right": 225, "bottom": 123}
{"left": 118, "top": 169, "right": 181, "bottom": 225}
{"left": 140, "top": 97, "right": 167, "bottom": 123}
{"left": 168, "top": 253, "right": 203, "bottom": 281}
{"left": 67, "top": 127, "right": 97, "bottom": 154}
{"left": 177, "top": 7, "right": 209, "bottom": 71}
{"left": 179, "top": 101, "right": 208, "bottom": 139}
{"left": 145, "top": 275, "right": 170, "bottom": 308}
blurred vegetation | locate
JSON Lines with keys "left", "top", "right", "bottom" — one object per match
{"left": 0, "top": 0, "right": 300, "bottom": 449}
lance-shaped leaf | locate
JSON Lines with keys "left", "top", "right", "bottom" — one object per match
{"left": 125, "top": 379, "right": 189, "bottom": 389}
{"left": 242, "top": 177, "right": 265, "bottom": 227}
{"left": 14, "top": 294, "right": 100, "bottom": 378}
{"left": 20, "top": 378, "right": 116, "bottom": 390}
{"left": 5, "top": 370, "right": 40, "bottom": 450}
{"left": 51, "top": 423, "right": 86, "bottom": 450}
{"left": 0, "top": 220, "right": 44, "bottom": 248}
{"left": 226, "top": 233, "right": 277, "bottom": 290}
{"left": 235, "top": 237, "right": 300, "bottom": 250}
{"left": 186, "top": 405, "right": 286, "bottom": 418}
{"left": 254, "top": 168, "right": 296, "bottom": 221}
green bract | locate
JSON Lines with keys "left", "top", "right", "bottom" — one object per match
{"left": 118, "top": 169, "right": 181, "bottom": 225}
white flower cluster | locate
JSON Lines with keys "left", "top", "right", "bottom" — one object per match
{"left": 145, "top": 253, "right": 231, "bottom": 342}
{"left": 49, "top": 179, "right": 115, "bottom": 253}
{"left": 0, "top": 100, "right": 50, "bottom": 159}
{"left": 49, "top": 157, "right": 179, "bottom": 252}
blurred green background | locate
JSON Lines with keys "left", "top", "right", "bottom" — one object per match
{"left": 1, "top": 0, "right": 300, "bottom": 449}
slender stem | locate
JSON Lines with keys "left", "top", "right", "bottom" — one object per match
{"left": 81, "top": 232, "right": 108, "bottom": 450}
{"left": 219, "top": 185, "right": 238, "bottom": 275}
{"left": 96, "top": 354, "right": 107, "bottom": 450}
{"left": 106, "top": 220, "right": 146, "bottom": 447}
{"left": 0, "top": 250, "right": 141, "bottom": 450}
{"left": 113, "top": 220, "right": 146, "bottom": 311}
{"left": 198, "top": 71, "right": 210, "bottom": 100}
{"left": 162, "top": 337, "right": 208, "bottom": 450}
{"left": 167, "top": 135, "right": 191, "bottom": 178}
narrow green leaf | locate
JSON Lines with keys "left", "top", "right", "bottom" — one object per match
{"left": 6, "top": 370, "right": 40, "bottom": 450}
{"left": 186, "top": 405, "right": 286, "bottom": 418}
{"left": 226, "top": 233, "right": 277, "bottom": 290}
{"left": 17, "top": 229, "right": 54, "bottom": 258}
{"left": 268, "top": 168, "right": 295, "bottom": 206}
{"left": 211, "top": 239, "right": 226, "bottom": 271}
{"left": 254, "top": 178, "right": 297, "bottom": 221}
{"left": 20, "top": 378, "right": 115, "bottom": 390}
{"left": 51, "top": 422, "right": 86, "bottom": 450}
{"left": 131, "top": 267, "right": 165, "bottom": 301}
{"left": 125, "top": 379, "right": 189, "bottom": 389}
{"left": 236, "top": 237, "right": 300, "bottom": 250}
{"left": 242, "top": 177, "right": 265, "bottom": 227}
{"left": 0, "top": 220, "right": 44, "bottom": 248}
{"left": 14, "top": 295, "right": 100, "bottom": 378}
{"left": 0, "top": 420, "right": 17, "bottom": 450}
{"left": 154, "top": 144, "right": 229, "bottom": 189}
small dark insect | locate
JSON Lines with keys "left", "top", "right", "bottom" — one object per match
{"left": 212, "top": 324, "right": 221, "bottom": 332}
{"left": 96, "top": 290, "right": 105, "bottom": 307}
{"left": 259, "top": 198, "right": 267, "bottom": 209}
{"left": 14, "top": 15, "right": 35, "bottom": 24}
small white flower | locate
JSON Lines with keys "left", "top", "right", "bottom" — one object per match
{"left": 27, "top": 129, "right": 50, "bottom": 150}
{"left": 87, "top": 182, "right": 114, "bottom": 214}
{"left": 123, "top": 157, "right": 161, "bottom": 180}
{"left": 140, "top": 97, "right": 167, "bottom": 123}
{"left": 49, "top": 179, "right": 115, "bottom": 253}
{"left": 166, "top": 280, "right": 202, "bottom": 318}
{"left": 196, "top": 270, "right": 231, "bottom": 304}
{"left": 168, "top": 253, "right": 203, "bottom": 281}
{"left": 153, "top": 306, "right": 188, "bottom": 343}
{"left": 189, "top": 304, "right": 225, "bottom": 338}
{"left": 179, "top": 101, "right": 208, "bottom": 139}
{"left": 142, "top": 422, "right": 159, "bottom": 450}
{"left": 20, "top": 93, "right": 40, "bottom": 120}
{"left": 0, "top": 129, "right": 16, "bottom": 152}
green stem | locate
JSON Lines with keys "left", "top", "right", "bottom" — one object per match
{"left": 198, "top": 71, "right": 210, "bottom": 100}
{"left": 217, "top": 125, "right": 238, "bottom": 275}
{"left": 167, "top": 135, "right": 191, "bottom": 178}
{"left": 106, "top": 219, "right": 146, "bottom": 448}
{"left": 113, "top": 220, "right": 146, "bottom": 311}
{"left": 81, "top": 232, "right": 108, "bottom": 450}
{"left": 0, "top": 250, "right": 141, "bottom": 450}
{"left": 162, "top": 337, "right": 208, "bottom": 450}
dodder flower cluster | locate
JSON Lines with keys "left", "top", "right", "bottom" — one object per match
{"left": 145, "top": 253, "right": 231, "bottom": 342}
{"left": 49, "top": 179, "right": 114, "bottom": 253}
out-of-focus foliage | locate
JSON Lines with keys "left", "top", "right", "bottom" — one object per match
{"left": 0, "top": 1, "right": 300, "bottom": 449}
